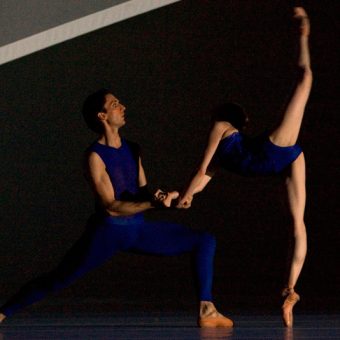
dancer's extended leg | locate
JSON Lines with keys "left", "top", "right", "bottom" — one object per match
{"left": 0, "top": 217, "right": 137, "bottom": 319}
{"left": 270, "top": 7, "right": 312, "bottom": 147}
{"left": 282, "top": 152, "right": 307, "bottom": 327}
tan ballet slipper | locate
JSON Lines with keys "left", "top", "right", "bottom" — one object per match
{"left": 198, "top": 302, "right": 233, "bottom": 328}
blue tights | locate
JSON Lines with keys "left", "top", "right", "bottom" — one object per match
{"left": 0, "top": 214, "right": 216, "bottom": 317}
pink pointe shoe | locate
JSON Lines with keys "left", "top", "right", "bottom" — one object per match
{"left": 282, "top": 287, "right": 300, "bottom": 327}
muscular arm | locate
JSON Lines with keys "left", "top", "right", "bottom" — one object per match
{"left": 87, "top": 152, "right": 153, "bottom": 216}
{"left": 138, "top": 156, "right": 147, "bottom": 187}
{"left": 178, "top": 122, "right": 232, "bottom": 207}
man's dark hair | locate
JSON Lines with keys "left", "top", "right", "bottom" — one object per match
{"left": 82, "top": 88, "right": 111, "bottom": 134}
{"left": 212, "top": 102, "right": 249, "bottom": 130}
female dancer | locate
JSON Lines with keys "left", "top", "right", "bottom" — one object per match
{"left": 178, "top": 7, "right": 312, "bottom": 327}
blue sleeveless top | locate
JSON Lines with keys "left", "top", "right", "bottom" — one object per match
{"left": 213, "top": 132, "right": 302, "bottom": 176}
{"left": 86, "top": 139, "right": 144, "bottom": 221}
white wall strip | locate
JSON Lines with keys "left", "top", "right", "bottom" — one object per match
{"left": 0, "top": 0, "right": 180, "bottom": 65}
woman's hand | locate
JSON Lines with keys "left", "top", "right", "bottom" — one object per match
{"left": 177, "top": 195, "right": 193, "bottom": 209}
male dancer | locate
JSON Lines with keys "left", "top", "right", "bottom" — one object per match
{"left": 0, "top": 89, "right": 232, "bottom": 328}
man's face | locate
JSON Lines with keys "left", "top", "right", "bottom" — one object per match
{"left": 101, "top": 93, "right": 126, "bottom": 128}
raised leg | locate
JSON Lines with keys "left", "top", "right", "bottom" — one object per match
{"left": 282, "top": 152, "right": 307, "bottom": 326}
{"left": 270, "top": 7, "right": 312, "bottom": 147}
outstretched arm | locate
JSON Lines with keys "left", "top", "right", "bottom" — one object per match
{"left": 178, "top": 121, "right": 231, "bottom": 208}
{"left": 138, "top": 157, "right": 179, "bottom": 207}
{"left": 86, "top": 153, "right": 176, "bottom": 216}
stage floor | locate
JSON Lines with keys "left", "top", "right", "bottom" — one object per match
{"left": 1, "top": 312, "right": 339, "bottom": 339}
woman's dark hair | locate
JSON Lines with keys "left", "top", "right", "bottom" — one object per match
{"left": 82, "top": 88, "right": 111, "bottom": 134}
{"left": 211, "top": 102, "right": 248, "bottom": 130}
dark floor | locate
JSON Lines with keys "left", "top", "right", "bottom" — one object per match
{"left": 1, "top": 311, "right": 339, "bottom": 339}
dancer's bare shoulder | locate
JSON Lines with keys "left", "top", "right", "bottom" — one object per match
{"left": 213, "top": 121, "right": 238, "bottom": 139}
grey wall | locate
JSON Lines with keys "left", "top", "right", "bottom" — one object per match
{"left": 0, "top": 0, "right": 339, "bottom": 314}
{"left": 0, "top": 0, "right": 128, "bottom": 45}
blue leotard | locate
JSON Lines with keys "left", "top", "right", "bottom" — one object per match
{"left": 0, "top": 139, "right": 215, "bottom": 317}
{"left": 211, "top": 132, "right": 302, "bottom": 176}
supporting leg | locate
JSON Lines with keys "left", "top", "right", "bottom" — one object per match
{"left": 282, "top": 152, "right": 307, "bottom": 327}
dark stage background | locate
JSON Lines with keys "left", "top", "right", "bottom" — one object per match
{"left": 1, "top": 1, "right": 339, "bottom": 314}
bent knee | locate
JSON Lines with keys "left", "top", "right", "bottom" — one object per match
{"left": 297, "top": 66, "right": 313, "bottom": 80}
{"left": 293, "top": 222, "right": 307, "bottom": 237}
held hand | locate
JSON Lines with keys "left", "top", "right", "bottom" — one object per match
{"left": 177, "top": 195, "right": 193, "bottom": 209}
{"left": 154, "top": 189, "right": 179, "bottom": 208}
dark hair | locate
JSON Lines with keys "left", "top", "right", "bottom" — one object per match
{"left": 211, "top": 102, "right": 248, "bottom": 130}
{"left": 82, "top": 88, "right": 111, "bottom": 134}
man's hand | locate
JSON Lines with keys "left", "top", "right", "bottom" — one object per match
{"left": 153, "top": 189, "right": 179, "bottom": 208}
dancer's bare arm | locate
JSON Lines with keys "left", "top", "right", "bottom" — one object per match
{"left": 138, "top": 157, "right": 148, "bottom": 187}
{"left": 178, "top": 122, "right": 230, "bottom": 208}
{"left": 86, "top": 152, "right": 153, "bottom": 215}
{"left": 86, "top": 153, "right": 176, "bottom": 215}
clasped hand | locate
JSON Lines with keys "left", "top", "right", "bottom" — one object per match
{"left": 153, "top": 190, "right": 193, "bottom": 209}
{"left": 153, "top": 189, "right": 179, "bottom": 208}
{"left": 176, "top": 195, "right": 193, "bottom": 209}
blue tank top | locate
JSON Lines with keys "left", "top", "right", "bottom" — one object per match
{"left": 86, "top": 139, "right": 143, "bottom": 220}
{"left": 214, "top": 132, "right": 302, "bottom": 176}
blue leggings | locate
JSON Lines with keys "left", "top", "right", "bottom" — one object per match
{"left": 0, "top": 214, "right": 216, "bottom": 317}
